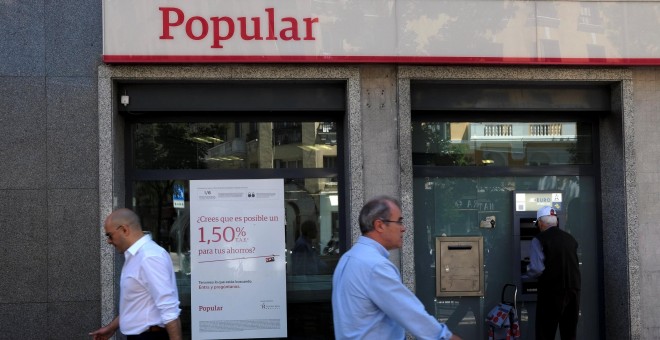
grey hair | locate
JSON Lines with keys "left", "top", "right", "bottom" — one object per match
{"left": 538, "top": 214, "right": 558, "bottom": 227}
{"left": 359, "top": 196, "right": 401, "bottom": 234}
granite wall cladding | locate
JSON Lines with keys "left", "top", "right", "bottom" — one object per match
{"left": 632, "top": 68, "right": 660, "bottom": 339}
{"left": 0, "top": 0, "right": 102, "bottom": 338}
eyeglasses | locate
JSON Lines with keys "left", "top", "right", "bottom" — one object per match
{"left": 105, "top": 225, "right": 125, "bottom": 239}
{"left": 380, "top": 219, "right": 404, "bottom": 225}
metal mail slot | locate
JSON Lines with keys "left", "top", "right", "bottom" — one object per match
{"left": 436, "top": 236, "right": 484, "bottom": 297}
{"left": 447, "top": 245, "right": 473, "bottom": 250}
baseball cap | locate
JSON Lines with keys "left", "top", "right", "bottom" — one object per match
{"left": 534, "top": 206, "right": 556, "bottom": 226}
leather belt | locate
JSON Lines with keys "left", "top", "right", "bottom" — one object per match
{"left": 146, "top": 325, "right": 166, "bottom": 332}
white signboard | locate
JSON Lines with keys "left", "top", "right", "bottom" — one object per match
{"left": 190, "top": 179, "right": 287, "bottom": 339}
{"left": 103, "top": 0, "right": 660, "bottom": 65}
{"left": 515, "top": 192, "right": 563, "bottom": 212}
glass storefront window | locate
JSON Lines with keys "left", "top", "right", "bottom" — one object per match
{"left": 133, "top": 121, "right": 338, "bottom": 170}
{"left": 411, "top": 114, "right": 600, "bottom": 339}
{"left": 132, "top": 178, "right": 339, "bottom": 339}
{"left": 413, "top": 176, "right": 599, "bottom": 340}
{"left": 127, "top": 118, "right": 342, "bottom": 339}
{"left": 411, "top": 121, "right": 593, "bottom": 166}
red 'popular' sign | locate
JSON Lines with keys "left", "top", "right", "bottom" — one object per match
{"left": 159, "top": 7, "right": 319, "bottom": 49}
{"left": 104, "top": 0, "right": 660, "bottom": 65}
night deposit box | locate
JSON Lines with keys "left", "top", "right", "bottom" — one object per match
{"left": 435, "top": 236, "right": 484, "bottom": 297}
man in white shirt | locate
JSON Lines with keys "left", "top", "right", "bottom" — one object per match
{"left": 90, "top": 208, "right": 182, "bottom": 340}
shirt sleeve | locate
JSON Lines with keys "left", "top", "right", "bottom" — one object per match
{"left": 524, "top": 237, "right": 545, "bottom": 279}
{"left": 367, "top": 262, "right": 453, "bottom": 340}
{"left": 142, "top": 254, "right": 181, "bottom": 324}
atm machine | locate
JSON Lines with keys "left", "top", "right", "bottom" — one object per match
{"left": 512, "top": 191, "right": 564, "bottom": 301}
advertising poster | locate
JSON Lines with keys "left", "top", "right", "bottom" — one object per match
{"left": 190, "top": 179, "right": 287, "bottom": 339}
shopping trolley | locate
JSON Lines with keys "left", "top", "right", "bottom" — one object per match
{"left": 486, "top": 284, "right": 520, "bottom": 340}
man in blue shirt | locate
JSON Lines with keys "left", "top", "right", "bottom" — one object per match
{"left": 524, "top": 206, "right": 581, "bottom": 340}
{"left": 332, "top": 196, "right": 460, "bottom": 340}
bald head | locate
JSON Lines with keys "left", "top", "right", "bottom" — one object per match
{"left": 104, "top": 208, "right": 145, "bottom": 252}
{"left": 106, "top": 208, "right": 142, "bottom": 232}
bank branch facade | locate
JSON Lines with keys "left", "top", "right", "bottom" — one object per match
{"left": 3, "top": 0, "right": 660, "bottom": 339}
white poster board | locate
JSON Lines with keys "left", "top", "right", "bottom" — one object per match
{"left": 190, "top": 179, "right": 287, "bottom": 339}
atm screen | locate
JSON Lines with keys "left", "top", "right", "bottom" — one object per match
{"left": 520, "top": 217, "right": 537, "bottom": 240}
{"left": 519, "top": 218, "right": 537, "bottom": 262}
{"left": 519, "top": 217, "right": 539, "bottom": 296}
{"left": 521, "top": 240, "right": 533, "bottom": 260}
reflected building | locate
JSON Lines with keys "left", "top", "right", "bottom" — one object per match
{"left": 200, "top": 121, "right": 339, "bottom": 271}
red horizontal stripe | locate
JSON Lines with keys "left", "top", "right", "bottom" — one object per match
{"left": 103, "top": 54, "right": 660, "bottom": 66}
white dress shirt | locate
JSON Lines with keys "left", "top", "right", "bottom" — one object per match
{"left": 119, "top": 234, "right": 181, "bottom": 335}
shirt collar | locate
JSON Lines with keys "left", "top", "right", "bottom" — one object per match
{"left": 126, "top": 234, "right": 151, "bottom": 257}
{"left": 542, "top": 225, "right": 557, "bottom": 232}
{"left": 357, "top": 235, "right": 390, "bottom": 258}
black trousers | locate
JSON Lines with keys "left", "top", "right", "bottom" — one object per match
{"left": 126, "top": 329, "right": 169, "bottom": 340}
{"left": 535, "top": 288, "right": 581, "bottom": 340}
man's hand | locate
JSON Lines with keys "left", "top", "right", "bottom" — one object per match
{"left": 89, "top": 317, "right": 119, "bottom": 340}
{"left": 88, "top": 325, "right": 115, "bottom": 340}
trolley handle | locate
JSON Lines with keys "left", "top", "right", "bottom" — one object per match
{"left": 501, "top": 283, "right": 518, "bottom": 306}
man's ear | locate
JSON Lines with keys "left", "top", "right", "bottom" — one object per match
{"left": 373, "top": 220, "right": 384, "bottom": 232}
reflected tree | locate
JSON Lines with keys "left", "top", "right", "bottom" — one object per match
{"left": 412, "top": 122, "right": 473, "bottom": 166}
{"left": 133, "top": 123, "right": 226, "bottom": 243}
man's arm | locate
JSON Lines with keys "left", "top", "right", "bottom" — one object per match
{"left": 143, "top": 255, "right": 182, "bottom": 338}
{"left": 368, "top": 262, "right": 457, "bottom": 339}
{"left": 164, "top": 317, "right": 183, "bottom": 340}
{"left": 523, "top": 237, "right": 545, "bottom": 279}
{"left": 89, "top": 316, "right": 119, "bottom": 340}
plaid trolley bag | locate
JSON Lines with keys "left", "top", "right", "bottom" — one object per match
{"left": 486, "top": 284, "right": 520, "bottom": 340}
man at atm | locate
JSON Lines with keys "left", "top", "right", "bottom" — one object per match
{"left": 523, "top": 206, "right": 581, "bottom": 340}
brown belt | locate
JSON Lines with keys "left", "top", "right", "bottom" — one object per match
{"left": 146, "top": 325, "right": 166, "bottom": 332}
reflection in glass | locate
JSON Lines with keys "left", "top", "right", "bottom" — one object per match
{"left": 413, "top": 176, "right": 598, "bottom": 340}
{"left": 129, "top": 116, "right": 340, "bottom": 338}
{"left": 133, "top": 121, "right": 338, "bottom": 170}
{"left": 132, "top": 177, "right": 339, "bottom": 339}
{"left": 412, "top": 122, "right": 592, "bottom": 166}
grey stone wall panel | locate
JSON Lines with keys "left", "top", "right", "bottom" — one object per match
{"left": 45, "top": 0, "right": 102, "bottom": 77}
{"left": 0, "top": 1, "right": 45, "bottom": 76}
{"left": 47, "top": 189, "right": 100, "bottom": 302}
{"left": 0, "top": 190, "right": 48, "bottom": 303}
{"left": 46, "top": 77, "right": 99, "bottom": 188}
{"left": 632, "top": 68, "right": 660, "bottom": 340}
{"left": 48, "top": 301, "right": 101, "bottom": 339}
{"left": 0, "top": 303, "right": 48, "bottom": 339}
{"left": 0, "top": 77, "right": 47, "bottom": 189}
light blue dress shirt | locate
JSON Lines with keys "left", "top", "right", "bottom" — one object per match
{"left": 332, "top": 236, "right": 453, "bottom": 340}
{"left": 524, "top": 236, "right": 546, "bottom": 279}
